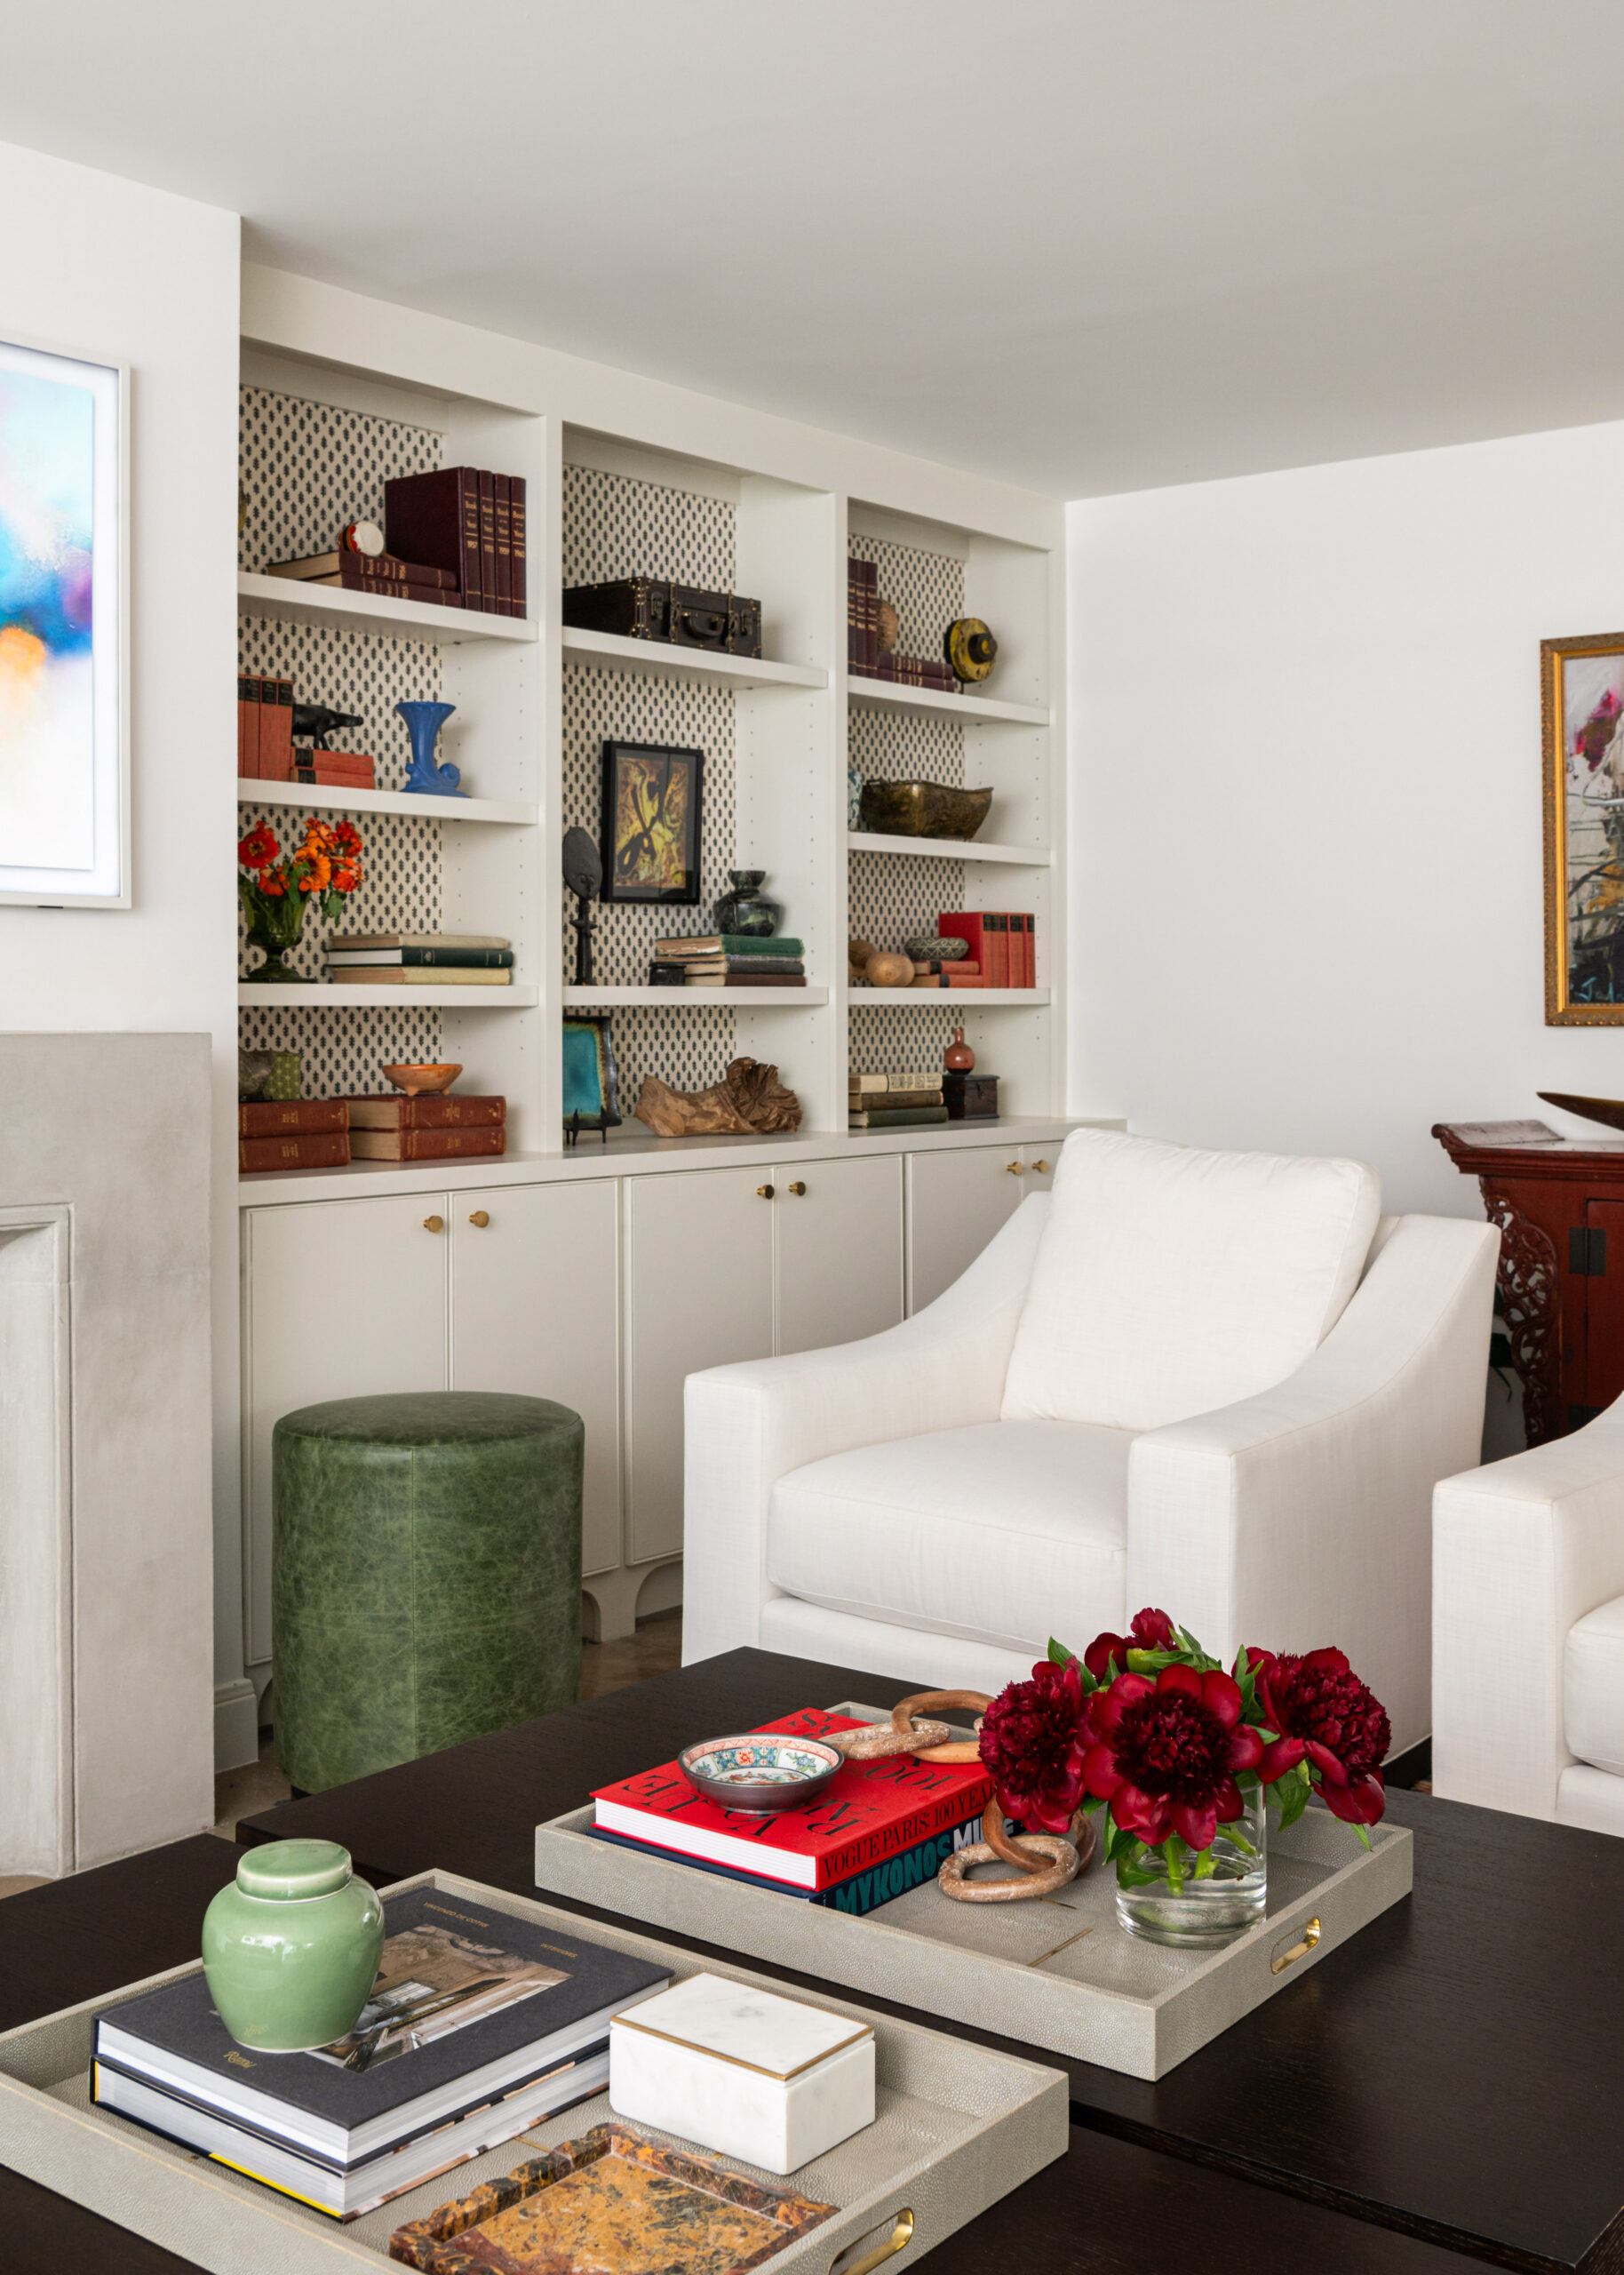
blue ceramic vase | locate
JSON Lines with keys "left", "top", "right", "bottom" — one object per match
{"left": 201, "top": 1839, "right": 384, "bottom": 2053}
{"left": 396, "top": 700, "right": 464, "bottom": 797}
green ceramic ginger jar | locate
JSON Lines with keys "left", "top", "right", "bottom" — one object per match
{"left": 201, "top": 1839, "right": 385, "bottom": 2053}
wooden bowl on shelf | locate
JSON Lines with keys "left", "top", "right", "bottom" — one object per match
{"left": 382, "top": 1062, "right": 461, "bottom": 1097}
{"left": 857, "top": 778, "right": 992, "bottom": 842}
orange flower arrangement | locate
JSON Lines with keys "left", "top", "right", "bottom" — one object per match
{"left": 238, "top": 817, "right": 365, "bottom": 982}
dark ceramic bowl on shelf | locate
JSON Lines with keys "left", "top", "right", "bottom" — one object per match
{"left": 857, "top": 779, "right": 993, "bottom": 842}
{"left": 677, "top": 1734, "right": 845, "bottom": 1815}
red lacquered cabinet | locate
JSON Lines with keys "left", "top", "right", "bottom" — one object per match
{"left": 1436, "top": 1120, "right": 1624, "bottom": 1444}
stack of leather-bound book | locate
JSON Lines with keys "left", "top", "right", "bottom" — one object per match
{"left": 848, "top": 1070, "right": 948, "bottom": 1129}
{"left": 649, "top": 934, "right": 806, "bottom": 986}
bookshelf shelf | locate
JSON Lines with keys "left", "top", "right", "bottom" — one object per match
{"left": 847, "top": 831, "right": 1053, "bottom": 868}
{"left": 561, "top": 625, "right": 827, "bottom": 693}
{"left": 563, "top": 985, "right": 830, "bottom": 1008}
{"left": 850, "top": 989, "right": 1052, "bottom": 1009}
{"left": 238, "top": 982, "right": 539, "bottom": 1009}
{"left": 237, "top": 779, "right": 537, "bottom": 826}
{"left": 237, "top": 571, "right": 538, "bottom": 646}
{"left": 848, "top": 680, "right": 1048, "bottom": 729}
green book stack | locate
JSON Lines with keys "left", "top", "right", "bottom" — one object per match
{"left": 849, "top": 1069, "right": 950, "bottom": 1129}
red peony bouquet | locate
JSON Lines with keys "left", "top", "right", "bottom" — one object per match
{"left": 979, "top": 1608, "right": 1389, "bottom": 1900}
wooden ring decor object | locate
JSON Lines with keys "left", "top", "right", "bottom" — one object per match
{"left": 939, "top": 1803, "right": 1099, "bottom": 1904}
{"left": 825, "top": 1690, "right": 992, "bottom": 1764}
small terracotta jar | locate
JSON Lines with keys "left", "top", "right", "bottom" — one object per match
{"left": 944, "top": 1026, "right": 975, "bottom": 1071}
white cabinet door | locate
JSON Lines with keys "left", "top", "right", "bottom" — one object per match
{"left": 905, "top": 1145, "right": 1023, "bottom": 1313}
{"left": 1022, "top": 1144, "right": 1060, "bottom": 1194}
{"left": 775, "top": 1153, "right": 904, "bottom": 1356}
{"left": 450, "top": 1182, "right": 621, "bottom": 1579}
{"left": 625, "top": 1169, "right": 775, "bottom": 1566}
{"left": 243, "top": 1196, "right": 449, "bottom": 1668}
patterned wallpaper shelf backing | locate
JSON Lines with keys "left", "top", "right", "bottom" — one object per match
{"left": 238, "top": 387, "right": 449, "bottom": 1096}
{"left": 563, "top": 463, "right": 755, "bottom": 1106}
{"left": 848, "top": 534, "right": 968, "bottom": 1074}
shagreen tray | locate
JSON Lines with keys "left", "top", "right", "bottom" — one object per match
{"left": 0, "top": 1869, "right": 1065, "bottom": 2275}
{"left": 534, "top": 1704, "right": 1413, "bottom": 2082}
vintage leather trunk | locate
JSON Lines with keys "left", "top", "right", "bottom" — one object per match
{"left": 563, "top": 578, "right": 762, "bottom": 658}
{"left": 943, "top": 1072, "right": 999, "bottom": 1120}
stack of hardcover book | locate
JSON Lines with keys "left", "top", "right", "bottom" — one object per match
{"left": 265, "top": 549, "right": 463, "bottom": 612}
{"left": 911, "top": 954, "right": 982, "bottom": 991}
{"left": 239, "top": 1098, "right": 351, "bottom": 1173}
{"left": 588, "top": 1709, "right": 991, "bottom": 1919}
{"left": 325, "top": 933, "right": 514, "bottom": 987}
{"left": 92, "top": 1883, "right": 668, "bottom": 2221}
{"left": 294, "top": 746, "right": 375, "bottom": 793}
{"left": 649, "top": 935, "right": 806, "bottom": 986}
{"left": 384, "top": 468, "right": 529, "bottom": 618}
{"left": 848, "top": 1072, "right": 949, "bottom": 1129}
{"left": 347, "top": 1091, "right": 507, "bottom": 1162}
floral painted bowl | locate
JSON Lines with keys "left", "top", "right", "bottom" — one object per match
{"left": 678, "top": 1734, "right": 845, "bottom": 1815}
{"left": 382, "top": 1062, "right": 461, "bottom": 1097}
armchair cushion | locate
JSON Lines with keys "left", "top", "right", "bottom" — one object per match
{"left": 1566, "top": 1593, "right": 1624, "bottom": 1778}
{"left": 764, "top": 1417, "right": 1131, "bottom": 1656}
{"left": 1001, "top": 1129, "right": 1381, "bottom": 1432}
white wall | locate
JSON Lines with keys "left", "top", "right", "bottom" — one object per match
{"left": 0, "top": 143, "right": 246, "bottom": 1751}
{"left": 1069, "top": 418, "right": 1624, "bottom": 1219}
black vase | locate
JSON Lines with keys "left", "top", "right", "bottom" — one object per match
{"left": 712, "top": 869, "right": 781, "bottom": 938}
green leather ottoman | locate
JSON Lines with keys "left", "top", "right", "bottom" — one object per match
{"left": 272, "top": 1391, "right": 584, "bottom": 1792}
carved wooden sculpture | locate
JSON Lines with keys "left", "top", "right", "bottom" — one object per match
{"left": 633, "top": 1057, "right": 802, "bottom": 1138}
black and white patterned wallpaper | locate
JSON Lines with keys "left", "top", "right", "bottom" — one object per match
{"left": 848, "top": 1002, "right": 969, "bottom": 1081}
{"left": 561, "top": 463, "right": 756, "bottom": 1106}
{"left": 238, "top": 387, "right": 450, "bottom": 1095}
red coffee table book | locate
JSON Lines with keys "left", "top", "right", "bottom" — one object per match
{"left": 591, "top": 1709, "right": 991, "bottom": 1891}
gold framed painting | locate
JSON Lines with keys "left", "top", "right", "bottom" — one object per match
{"left": 1543, "top": 631, "right": 1624, "bottom": 1021}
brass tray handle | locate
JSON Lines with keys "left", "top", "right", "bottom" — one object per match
{"left": 1270, "top": 1915, "right": 1322, "bottom": 1975}
{"left": 832, "top": 2208, "right": 914, "bottom": 2275}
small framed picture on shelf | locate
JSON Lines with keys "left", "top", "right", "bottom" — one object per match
{"left": 561, "top": 1014, "right": 623, "bottom": 1145}
{"left": 601, "top": 738, "right": 705, "bottom": 905}
{"left": 1545, "top": 630, "right": 1624, "bottom": 1022}
{"left": 0, "top": 332, "right": 129, "bottom": 908}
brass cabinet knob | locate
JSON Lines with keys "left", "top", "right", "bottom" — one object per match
{"left": 422, "top": 1215, "right": 444, "bottom": 1233}
{"left": 787, "top": 1181, "right": 807, "bottom": 1196}
{"left": 1031, "top": 1161, "right": 1050, "bottom": 1175}
{"left": 1006, "top": 1161, "right": 1024, "bottom": 1177}
{"left": 468, "top": 1210, "right": 490, "bottom": 1228}
{"left": 757, "top": 1184, "right": 776, "bottom": 1199}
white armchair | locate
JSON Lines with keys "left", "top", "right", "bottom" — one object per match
{"left": 1434, "top": 1394, "right": 1624, "bottom": 1832}
{"left": 684, "top": 1130, "right": 1499, "bottom": 1755}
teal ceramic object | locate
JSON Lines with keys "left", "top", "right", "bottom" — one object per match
{"left": 273, "top": 1392, "right": 585, "bottom": 1792}
{"left": 201, "top": 1840, "right": 384, "bottom": 2053}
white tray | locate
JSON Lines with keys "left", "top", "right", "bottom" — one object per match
{"left": 0, "top": 1870, "right": 1065, "bottom": 2275}
{"left": 534, "top": 1706, "right": 1413, "bottom": 2081}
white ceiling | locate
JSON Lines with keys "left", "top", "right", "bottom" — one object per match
{"left": 4, "top": 1, "right": 1624, "bottom": 499}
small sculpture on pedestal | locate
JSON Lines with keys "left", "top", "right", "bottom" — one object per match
{"left": 562, "top": 828, "right": 601, "bottom": 986}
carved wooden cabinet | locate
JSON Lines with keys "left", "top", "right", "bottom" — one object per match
{"left": 1435, "top": 1122, "right": 1624, "bottom": 1443}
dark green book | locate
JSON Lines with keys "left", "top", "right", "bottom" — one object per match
{"left": 652, "top": 935, "right": 803, "bottom": 957}
{"left": 326, "top": 946, "right": 514, "bottom": 969}
{"left": 848, "top": 1106, "right": 951, "bottom": 1128}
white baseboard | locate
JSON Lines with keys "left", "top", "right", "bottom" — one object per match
{"left": 214, "top": 1679, "right": 259, "bottom": 1773}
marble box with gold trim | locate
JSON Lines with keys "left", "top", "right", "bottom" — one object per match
{"left": 609, "top": 1972, "right": 876, "bottom": 2175}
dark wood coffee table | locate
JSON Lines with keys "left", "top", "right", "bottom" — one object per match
{"left": 3, "top": 1647, "right": 1610, "bottom": 2270}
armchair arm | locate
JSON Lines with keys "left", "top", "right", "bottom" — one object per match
{"left": 681, "top": 1193, "right": 1049, "bottom": 1665}
{"left": 1432, "top": 1403, "right": 1624, "bottom": 1821}
{"left": 1126, "top": 1213, "right": 1499, "bottom": 1756}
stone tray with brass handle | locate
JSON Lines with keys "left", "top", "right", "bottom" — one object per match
{"left": 534, "top": 1709, "right": 1413, "bottom": 2080}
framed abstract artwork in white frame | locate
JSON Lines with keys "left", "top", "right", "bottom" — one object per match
{"left": 0, "top": 333, "right": 130, "bottom": 908}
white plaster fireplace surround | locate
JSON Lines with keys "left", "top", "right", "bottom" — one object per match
{"left": 0, "top": 1034, "right": 213, "bottom": 1872}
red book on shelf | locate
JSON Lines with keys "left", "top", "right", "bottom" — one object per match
{"left": 493, "top": 474, "right": 513, "bottom": 616}
{"left": 239, "top": 1130, "right": 351, "bottom": 1173}
{"left": 295, "top": 748, "right": 373, "bottom": 777}
{"left": 909, "top": 971, "right": 984, "bottom": 988}
{"left": 345, "top": 1094, "right": 506, "bottom": 1130}
{"left": 935, "top": 911, "right": 991, "bottom": 979}
{"left": 1019, "top": 912, "right": 1035, "bottom": 987}
{"left": 276, "top": 554, "right": 458, "bottom": 590}
{"left": 238, "top": 1100, "right": 350, "bottom": 1139}
{"left": 477, "top": 471, "right": 498, "bottom": 615}
{"left": 383, "top": 468, "right": 480, "bottom": 606}
{"left": 509, "top": 475, "right": 528, "bottom": 619}
{"left": 347, "top": 1125, "right": 507, "bottom": 1162}
{"left": 592, "top": 1708, "right": 991, "bottom": 1891}
{"left": 258, "top": 677, "right": 293, "bottom": 783}
{"left": 293, "top": 762, "right": 377, "bottom": 790}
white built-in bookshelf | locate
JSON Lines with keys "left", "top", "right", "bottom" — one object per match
{"left": 234, "top": 267, "right": 1064, "bottom": 1171}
